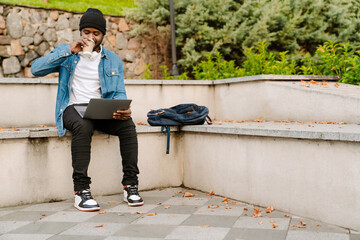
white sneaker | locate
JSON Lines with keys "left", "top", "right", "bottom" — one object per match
{"left": 123, "top": 185, "right": 144, "bottom": 207}
{"left": 74, "top": 189, "right": 100, "bottom": 212}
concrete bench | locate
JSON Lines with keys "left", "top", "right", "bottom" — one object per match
{"left": 1, "top": 122, "right": 360, "bottom": 231}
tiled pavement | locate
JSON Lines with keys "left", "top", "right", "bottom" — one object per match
{"left": 0, "top": 187, "right": 358, "bottom": 240}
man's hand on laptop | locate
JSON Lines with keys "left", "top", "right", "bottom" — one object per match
{"left": 113, "top": 106, "right": 132, "bottom": 120}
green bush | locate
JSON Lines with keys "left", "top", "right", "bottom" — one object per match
{"left": 301, "top": 41, "right": 360, "bottom": 85}
{"left": 126, "top": 0, "right": 360, "bottom": 73}
{"left": 192, "top": 42, "right": 296, "bottom": 80}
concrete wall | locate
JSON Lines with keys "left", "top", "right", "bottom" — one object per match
{"left": 0, "top": 130, "right": 182, "bottom": 207}
{"left": 182, "top": 132, "right": 360, "bottom": 231}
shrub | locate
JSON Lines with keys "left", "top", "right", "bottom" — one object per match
{"left": 126, "top": 0, "right": 360, "bottom": 73}
{"left": 301, "top": 40, "right": 360, "bottom": 85}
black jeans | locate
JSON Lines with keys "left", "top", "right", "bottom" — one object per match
{"left": 63, "top": 105, "right": 139, "bottom": 191}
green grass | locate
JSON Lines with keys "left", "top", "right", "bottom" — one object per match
{"left": 2, "top": 0, "right": 135, "bottom": 16}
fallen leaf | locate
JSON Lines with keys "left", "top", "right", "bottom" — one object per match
{"left": 207, "top": 190, "right": 215, "bottom": 196}
{"left": 300, "top": 221, "right": 306, "bottom": 226}
{"left": 272, "top": 223, "right": 279, "bottom": 228}
{"left": 98, "top": 210, "right": 106, "bottom": 214}
{"left": 290, "top": 224, "right": 295, "bottom": 227}
{"left": 334, "top": 83, "right": 340, "bottom": 88}
{"left": 108, "top": 201, "right": 117, "bottom": 204}
{"left": 94, "top": 224, "right": 105, "bottom": 228}
{"left": 222, "top": 197, "right": 229, "bottom": 203}
{"left": 209, "top": 205, "right": 219, "bottom": 209}
{"left": 269, "top": 220, "right": 275, "bottom": 223}
{"left": 252, "top": 208, "right": 262, "bottom": 218}
{"left": 147, "top": 212, "right": 157, "bottom": 216}
{"left": 137, "top": 122, "right": 147, "bottom": 125}
{"left": 258, "top": 221, "right": 263, "bottom": 224}
{"left": 297, "top": 225, "right": 306, "bottom": 228}
{"left": 266, "top": 205, "right": 274, "bottom": 213}
{"left": 284, "top": 214, "right": 290, "bottom": 218}
{"left": 136, "top": 211, "right": 142, "bottom": 214}
{"left": 315, "top": 224, "right": 320, "bottom": 227}
{"left": 243, "top": 208, "right": 248, "bottom": 211}
{"left": 202, "top": 225, "right": 209, "bottom": 228}
{"left": 184, "top": 192, "right": 195, "bottom": 197}
{"left": 232, "top": 202, "right": 237, "bottom": 205}
{"left": 0, "top": 128, "right": 4, "bottom": 131}
{"left": 225, "top": 206, "right": 232, "bottom": 209}
{"left": 118, "top": 213, "right": 124, "bottom": 216}
{"left": 41, "top": 214, "right": 46, "bottom": 216}
{"left": 10, "top": 128, "right": 20, "bottom": 131}
{"left": 164, "top": 206, "right": 170, "bottom": 209}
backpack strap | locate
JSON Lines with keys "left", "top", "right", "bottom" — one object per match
{"left": 161, "top": 126, "right": 171, "bottom": 154}
{"left": 206, "top": 116, "right": 213, "bottom": 125}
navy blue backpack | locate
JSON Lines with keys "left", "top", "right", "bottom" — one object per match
{"left": 147, "top": 104, "right": 212, "bottom": 153}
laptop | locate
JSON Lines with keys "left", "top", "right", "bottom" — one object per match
{"left": 73, "top": 99, "right": 132, "bottom": 119}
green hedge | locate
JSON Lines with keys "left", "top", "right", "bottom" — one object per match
{"left": 126, "top": 0, "right": 360, "bottom": 74}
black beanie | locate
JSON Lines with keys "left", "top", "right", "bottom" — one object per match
{"left": 79, "top": 8, "right": 106, "bottom": 35}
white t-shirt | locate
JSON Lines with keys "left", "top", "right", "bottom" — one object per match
{"left": 68, "top": 47, "right": 102, "bottom": 105}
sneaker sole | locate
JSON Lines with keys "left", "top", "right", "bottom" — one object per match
{"left": 123, "top": 197, "right": 144, "bottom": 207}
{"left": 74, "top": 204, "right": 100, "bottom": 212}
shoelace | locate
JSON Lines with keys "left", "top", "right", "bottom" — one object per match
{"left": 128, "top": 186, "right": 139, "bottom": 196}
{"left": 81, "top": 190, "right": 93, "bottom": 200}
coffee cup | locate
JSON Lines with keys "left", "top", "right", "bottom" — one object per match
{"left": 82, "top": 38, "right": 95, "bottom": 58}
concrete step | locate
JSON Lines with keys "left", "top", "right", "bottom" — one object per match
{"left": 0, "top": 75, "right": 353, "bottom": 129}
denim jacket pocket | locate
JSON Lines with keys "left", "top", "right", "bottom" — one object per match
{"left": 105, "top": 69, "right": 121, "bottom": 90}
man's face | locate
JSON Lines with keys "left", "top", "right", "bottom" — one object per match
{"left": 80, "top": 27, "right": 104, "bottom": 51}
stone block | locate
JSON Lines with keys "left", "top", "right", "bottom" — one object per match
{"left": 0, "top": 36, "right": 11, "bottom": 45}
{"left": 49, "top": 11, "right": 59, "bottom": 21}
{"left": 72, "top": 30, "right": 80, "bottom": 41}
{"left": 20, "top": 37, "right": 34, "bottom": 47}
{"left": 110, "top": 17, "right": 120, "bottom": 24}
{"left": 19, "top": 9, "right": 30, "bottom": 21}
{"left": 107, "top": 35, "right": 116, "bottom": 48}
{"left": 103, "top": 38, "right": 115, "bottom": 52}
{"left": 116, "top": 33, "right": 128, "bottom": 50}
{"left": 57, "top": 29, "right": 73, "bottom": 43}
{"left": 30, "top": 11, "right": 42, "bottom": 24}
{"left": 36, "top": 41, "right": 50, "bottom": 56}
{"left": 21, "top": 50, "right": 39, "bottom": 67}
{"left": 123, "top": 50, "right": 136, "bottom": 62}
{"left": 38, "top": 24, "right": 48, "bottom": 35}
{"left": 118, "top": 18, "right": 130, "bottom": 32}
{"left": 2, "top": 56, "right": 21, "bottom": 74}
{"left": 24, "top": 67, "right": 34, "bottom": 78}
{"left": 128, "top": 38, "right": 141, "bottom": 50}
{"left": 6, "top": 13, "right": 23, "bottom": 38}
{"left": 10, "top": 39, "right": 25, "bottom": 56}
{"left": 56, "top": 15, "right": 70, "bottom": 30}
{"left": 23, "top": 24, "right": 38, "bottom": 37}
{"left": 0, "top": 45, "right": 11, "bottom": 57}
{"left": 44, "top": 28, "right": 57, "bottom": 42}
{"left": 135, "top": 58, "right": 148, "bottom": 75}
{"left": 70, "top": 15, "right": 80, "bottom": 30}
{"left": 0, "top": 16, "right": 5, "bottom": 29}
{"left": 34, "top": 34, "right": 43, "bottom": 45}
{"left": 47, "top": 18, "right": 56, "bottom": 28}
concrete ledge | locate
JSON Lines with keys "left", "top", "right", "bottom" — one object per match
{"left": 0, "top": 74, "right": 340, "bottom": 85}
{"left": 181, "top": 122, "right": 360, "bottom": 142}
{"left": 0, "top": 125, "right": 179, "bottom": 139}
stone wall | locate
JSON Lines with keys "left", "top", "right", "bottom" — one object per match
{"left": 0, "top": 3, "right": 155, "bottom": 79}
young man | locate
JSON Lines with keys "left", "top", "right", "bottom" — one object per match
{"left": 31, "top": 8, "right": 144, "bottom": 211}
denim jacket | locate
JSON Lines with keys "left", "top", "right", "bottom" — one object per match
{"left": 31, "top": 43, "right": 127, "bottom": 137}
